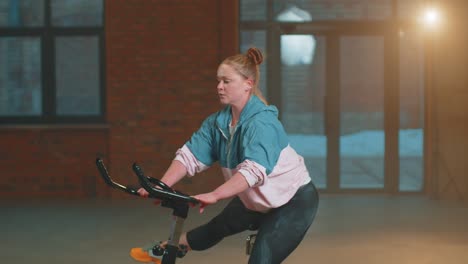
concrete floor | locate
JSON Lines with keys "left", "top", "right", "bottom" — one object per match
{"left": 2, "top": 194, "right": 468, "bottom": 264}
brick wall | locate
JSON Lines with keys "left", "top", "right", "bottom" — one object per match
{"left": 0, "top": 127, "right": 109, "bottom": 198}
{"left": 0, "top": 0, "right": 238, "bottom": 199}
{"left": 105, "top": 0, "right": 237, "bottom": 198}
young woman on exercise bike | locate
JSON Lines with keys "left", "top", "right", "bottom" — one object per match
{"left": 136, "top": 47, "right": 319, "bottom": 264}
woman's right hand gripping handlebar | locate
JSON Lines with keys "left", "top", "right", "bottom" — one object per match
{"left": 136, "top": 159, "right": 189, "bottom": 205}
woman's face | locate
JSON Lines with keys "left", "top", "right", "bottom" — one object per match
{"left": 216, "top": 63, "right": 252, "bottom": 106}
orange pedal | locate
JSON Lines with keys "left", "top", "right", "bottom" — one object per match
{"left": 130, "top": 248, "right": 161, "bottom": 264}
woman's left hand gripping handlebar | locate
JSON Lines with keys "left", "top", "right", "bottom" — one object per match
{"left": 192, "top": 192, "right": 219, "bottom": 213}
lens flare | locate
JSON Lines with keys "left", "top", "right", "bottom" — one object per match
{"left": 421, "top": 7, "right": 441, "bottom": 30}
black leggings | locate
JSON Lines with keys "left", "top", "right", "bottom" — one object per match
{"left": 186, "top": 181, "right": 319, "bottom": 264}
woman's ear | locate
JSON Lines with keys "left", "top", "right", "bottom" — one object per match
{"left": 245, "top": 79, "right": 254, "bottom": 91}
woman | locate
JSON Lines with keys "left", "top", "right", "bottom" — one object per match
{"left": 136, "top": 47, "right": 319, "bottom": 264}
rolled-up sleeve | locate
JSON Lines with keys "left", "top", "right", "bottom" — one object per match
{"left": 174, "top": 145, "right": 210, "bottom": 177}
{"left": 236, "top": 159, "right": 267, "bottom": 187}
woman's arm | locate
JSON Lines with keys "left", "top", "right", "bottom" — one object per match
{"left": 212, "top": 172, "right": 250, "bottom": 200}
{"left": 137, "top": 160, "right": 187, "bottom": 197}
{"left": 193, "top": 172, "right": 249, "bottom": 213}
{"left": 160, "top": 159, "right": 188, "bottom": 187}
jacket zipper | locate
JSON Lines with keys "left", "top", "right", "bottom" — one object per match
{"left": 226, "top": 125, "right": 238, "bottom": 169}
{"left": 218, "top": 125, "right": 237, "bottom": 169}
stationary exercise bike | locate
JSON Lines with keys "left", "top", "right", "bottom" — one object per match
{"left": 96, "top": 158, "right": 258, "bottom": 263}
{"left": 95, "top": 158, "right": 199, "bottom": 264}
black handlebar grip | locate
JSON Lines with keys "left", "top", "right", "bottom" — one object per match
{"left": 95, "top": 158, "right": 139, "bottom": 196}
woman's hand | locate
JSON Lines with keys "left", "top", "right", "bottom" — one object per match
{"left": 137, "top": 188, "right": 162, "bottom": 206}
{"left": 192, "top": 192, "right": 219, "bottom": 213}
{"left": 137, "top": 187, "right": 149, "bottom": 197}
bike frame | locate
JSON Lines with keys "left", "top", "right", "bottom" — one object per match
{"left": 95, "top": 158, "right": 199, "bottom": 264}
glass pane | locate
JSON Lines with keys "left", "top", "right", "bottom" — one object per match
{"left": 399, "top": 30, "right": 424, "bottom": 191}
{"left": 0, "top": 0, "right": 44, "bottom": 27}
{"left": 398, "top": 0, "right": 426, "bottom": 20}
{"left": 55, "top": 36, "right": 100, "bottom": 115}
{"left": 281, "top": 35, "right": 327, "bottom": 189}
{"left": 240, "top": 30, "right": 267, "bottom": 98}
{"left": 274, "top": 0, "right": 392, "bottom": 21}
{"left": 0, "top": 37, "right": 41, "bottom": 116}
{"left": 51, "top": 0, "right": 103, "bottom": 26}
{"left": 240, "top": 0, "right": 266, "bottom": 21}
{"left": 340, "top": 36, "right": 384, "bottom": 189}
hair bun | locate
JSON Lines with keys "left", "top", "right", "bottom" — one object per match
{"left": 246, "top": 47, "right": 263, "bottom": 65}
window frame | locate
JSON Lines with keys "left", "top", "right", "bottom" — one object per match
{"left": 0, "top": 0, "right": 105, "bottom": 124}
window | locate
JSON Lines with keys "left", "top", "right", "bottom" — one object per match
{"left": 240, "top": 0, "right": 427, "bottom": 193}
{"left": 0, "top": 0, "right": 104, "bottom": 123}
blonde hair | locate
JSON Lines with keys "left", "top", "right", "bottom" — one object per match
{"left": 221, "top": 47, "right": 268, "bottom": 105}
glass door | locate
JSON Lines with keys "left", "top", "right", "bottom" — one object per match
{"left": 239, "top": 0, "right": 426, "bottom": 193}
{"left": 278, "top": 32, "right": 390, "bottom": 192}
{"left": 279, "top": 33, "right": 388, "bottom": 191}
{"left": 399, "top": 28, "right": 425, "bottom": 192}
{"left": 339, "top": 36, "right": 385, "bottom": 189}
{"left": 280, "top": 34, "right": 327, "bottom": 189}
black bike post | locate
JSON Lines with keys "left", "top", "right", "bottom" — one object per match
{"left": 132, "top": 163, "right": 195, "bottom": 264}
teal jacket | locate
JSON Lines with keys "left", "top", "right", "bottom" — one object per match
{"left": 185, "top": 95, "right": 289, "bottom": 175}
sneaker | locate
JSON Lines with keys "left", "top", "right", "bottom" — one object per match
{"left": 130, "top": 248, "right": 161, "bottom": 264}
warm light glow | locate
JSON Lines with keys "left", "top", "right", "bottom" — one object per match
{"left": 421, "top": 7, "right": 441, "bottom": 30}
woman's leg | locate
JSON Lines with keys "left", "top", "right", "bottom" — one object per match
{"left": 248, "top": 181, "right": 319, "bottom": 264}
{"left": 186, "top": 197, "right": 265, "bottom": 251}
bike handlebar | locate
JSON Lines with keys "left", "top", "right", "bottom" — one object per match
{"left": 96, "top": 158, "right": 140, "bottom": 196}
{"left": 132, "top": 163, "right": 199, "bottom": 205}
{"left": 95, "top": 158, "right": 199, "bottom": 205}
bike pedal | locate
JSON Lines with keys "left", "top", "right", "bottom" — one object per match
{"left": 151, "top": 244, "right": 165, "bottom": 256}
{"left": 130, "top": 247, "right": 162, "bottom": 264}
{"left": 177, "top": 244, "right": 188, "bottom": 258}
